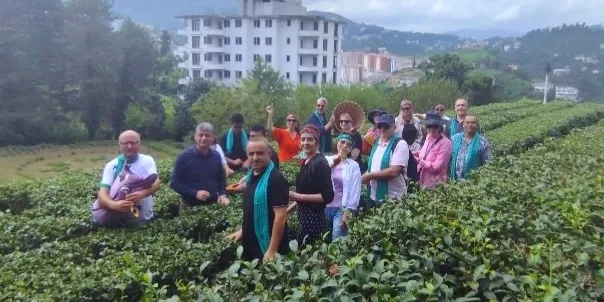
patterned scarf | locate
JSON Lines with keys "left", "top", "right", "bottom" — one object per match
{"left": 312, "top": 111, "right": 328, "bottom": 152}
{"left": 246, "top": 161, "right": 275, "bottom": 254}
{"left": 366, "top": 134, "right": 398, "bottom": 205}
{"left": 450, "top": 133, "right": 481, "bottom": 180}
{"left": 226, "top": 128, "right": 248, "bottom": 154}
{"left": 450, "top": 118, "right": 461, "bottom": 136}
{"left": 112, "top": 154, "right": 139, "bottom": 181}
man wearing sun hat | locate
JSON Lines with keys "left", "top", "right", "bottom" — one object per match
{"left": 362, "top": 114, "right": 409, "bottom": 206}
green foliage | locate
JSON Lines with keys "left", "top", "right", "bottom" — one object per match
{"left": 465, "top": 73, "right": 495, "bottom": 106}
{"left": 468, "top": 69, "right": 534, "bottom": 102}
{"left": 423, "top": 53, "right": 472, "bottom": 88}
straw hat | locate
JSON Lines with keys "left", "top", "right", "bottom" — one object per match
{"left": 333, "top": 101, "right": 366, "bottom": 132}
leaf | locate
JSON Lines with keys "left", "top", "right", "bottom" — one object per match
{"left": 297, "top": 270, "right": 309, "bottom": 281}
{"left": 444, "top": 235, "right": 453, "bottom": 246}
{"left": 199, "top": 261, "right": 212, "bottom": 273}
{"left": 289, "top": 240, "right": 298, "bottom": 253}
{"left": 483, "top": 291, "right": 497, "bottom": 301}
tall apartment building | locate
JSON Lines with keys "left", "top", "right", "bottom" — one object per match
{"left": 176, "top": 0, "right": 344, "bottom": 86}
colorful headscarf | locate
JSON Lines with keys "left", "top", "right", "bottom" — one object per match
{"left": 301, "top": 124, "right": 321, "bottom": 142}
{"left": 336, "top": 133, "right": 354, "bottom": 147}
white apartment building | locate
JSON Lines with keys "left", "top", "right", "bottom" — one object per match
{"left": 176, "top": 0, "right": 344, "bottom": 86}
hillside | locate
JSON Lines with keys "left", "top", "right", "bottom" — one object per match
{"left": 112, "top": 1, "right": 460, "bottom": 55}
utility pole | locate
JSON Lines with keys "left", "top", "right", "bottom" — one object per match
{"left": 543, "top": 62, "right": 552, "bottom": 104}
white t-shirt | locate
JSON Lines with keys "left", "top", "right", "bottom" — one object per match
{"left": 369, "top": 139, "right": 409, "bottom": 201}
{"left": 211, "top": 144, "right": 227, "bottom": 166}
{"left": 100, "top": 154, "right": 157, "bottom": 220}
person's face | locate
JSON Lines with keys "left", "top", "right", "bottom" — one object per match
{"left": 119, "top": 134, "right": 140, "bottom": 158}
{"left": 339, "top": 113, "right": 353, "bottom": 132}
{"left": 246, "top": 141, "right": 271, "bottom": 171}
{"left": 455, "top": 100, "right": 468, "bottom": 116}
{"left": 426, "top": 124, "right": 441, "bottom": 137}
{"left": 337, "top": 139, "right": 352, "bottom": 155}
{"left": 300, "top": 132, "right": 318, "bottom": 153}
{"left": 435, "top": 105, "right": 445, "bottom": 116}
{"left": 195, "top": 130, "right": 214, "bottom": 150}
{"left": 286, "top": 115, "right": 298, "bottom": 130}
{"left": 377, "top": 122, "right": 394, "bottom": 139}
{"left": 316, "top": 100, "right": 327, "bottom": 114}
{"left": 464, "top": 116, "right": 478, "bottom": 135}
{"left": 400, "top": 103, "right": 412, "bottom": 117}
{"left": 249, "top": 130, "right": 264, "bottom": 141}
{"left": 231, "top": 121, "right": 243, "bottom": 131}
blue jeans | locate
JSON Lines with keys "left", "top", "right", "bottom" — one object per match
{"left": 324, "top": 207, "right": 348, "bottom": 240}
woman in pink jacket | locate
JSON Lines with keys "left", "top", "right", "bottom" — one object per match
{"left": 417, "top": 111, "right": 452, "bottom": 190}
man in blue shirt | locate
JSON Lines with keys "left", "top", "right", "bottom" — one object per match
{"left": 171, "top": 122, "right": 231, "bottom": 211}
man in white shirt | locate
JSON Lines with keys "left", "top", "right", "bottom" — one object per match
{"left": 93, "top": 130, "right": 161, "bottom": 226}
{"left": 362, "top": 114, "right": 409, "bottom": 206}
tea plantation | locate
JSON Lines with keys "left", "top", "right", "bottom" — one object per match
{"left": 1, "top": 101, "right": 603, "bottom": 301}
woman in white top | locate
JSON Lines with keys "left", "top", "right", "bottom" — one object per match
{"left": 395, "top": 99, "right": 422, "bottom": 152}
{"left": 324, "top": 133, "right": 362, "bottom": 240}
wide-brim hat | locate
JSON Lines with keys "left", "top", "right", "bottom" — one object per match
{"left": 333, "top": 101, "right": 366, "bottom": 132}
{"left": 423, "top": 111, "right": 446, "bottom": 126}
{"left": 367, "top": 107, "right": 388, "bottom": 125}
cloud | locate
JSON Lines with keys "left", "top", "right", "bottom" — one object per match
{"left": 302, "top": 0, "right": 604, "bottom": 33}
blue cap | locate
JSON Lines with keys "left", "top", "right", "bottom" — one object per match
{"left": 375, "top": 113, "right": 395, "bottom": 125}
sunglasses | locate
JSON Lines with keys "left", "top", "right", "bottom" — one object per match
{"left": 340, "top": 120, "right": 352, "bottom": 124}
{"left": 435, "top": 108, "right": 444, "bottom": 111}
{"left": 377, "top": 124, "right": 391, "bottom": 130}
{"left": 426, "top": 124, "right": 440, "bottom": 129}
{"left": 287, "top": 119, "right": 297, "bottom": 122}
{"left": 400, "top": 107, "right": 411, "bottom": 111}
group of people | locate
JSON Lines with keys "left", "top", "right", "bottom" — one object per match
{"left": 91, "top": 97, "right": 492, "bottom": 263}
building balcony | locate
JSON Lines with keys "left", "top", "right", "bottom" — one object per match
{"left": 298, "top": 65, "right": 319, "bottom": 72}
{"left": 298, "top": 30, "right": 321, "bottom": 37}
{"left": 202, "top": 45, "right": 224, "bottom": 53}
{"left": 203, "top": 62, "right": 225, "bottom": 70}
{"left": 299, "top": 48, "right": 320, "bottom": 55}
{"left": 203, "top": 28, "right": 224, "bottom": 36}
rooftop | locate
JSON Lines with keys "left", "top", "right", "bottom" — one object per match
{"left": 175, "top": 13, "right": 346, "bottom": 24}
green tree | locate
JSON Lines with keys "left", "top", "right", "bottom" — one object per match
{"left": 465, "top": 74, "right": 495, "bottom": 106}
{"left": 423, "top": 53, "right": 472, "bottom": 88}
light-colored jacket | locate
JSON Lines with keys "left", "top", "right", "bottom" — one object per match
{"left": 325, "top": 156, "right": 362, "bottom": 211}
{"left": 395, "top": 116, "right": 423, "bottom": 151}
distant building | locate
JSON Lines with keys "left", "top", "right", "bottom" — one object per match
{"left": 555, "top": 86, "right": 579, "bottom": 101}
{"left": 507, "top": 63, "right": 519, "bottom": 70}
{"left": 176, "top": 0, "right": 344, "bottom": 86}
{"left": 552, "top": 68, "right": 570, "bottom": 76}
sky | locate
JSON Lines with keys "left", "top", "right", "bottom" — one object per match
{"left": 302, "top": 0, "right": 604, "bottom": 33}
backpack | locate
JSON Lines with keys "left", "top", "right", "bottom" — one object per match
{"left": 390, "top": 137, "right": 420, "bottom": 186}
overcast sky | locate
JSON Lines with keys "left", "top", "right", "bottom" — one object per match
{"left": 303, "top": 0, "right": 604, "bottom": 33}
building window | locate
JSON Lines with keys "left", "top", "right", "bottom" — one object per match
{"left": 236, "top": 54, "right": 242, "bottom": 62}
{"left": 254, "top": 54, "right": 260, "bottom": 62}
{"left": 323, "top": 39, "right": 328, "bottom": 51}
{"left": 287, "top": 37, "right": 291, "bottom": 44}
{"left": 300, "top": 76, "right": 303, "bottom": 84}
{"left": 192, "top": 53, "right": 200, "bottom": 65}
{"left": 265, "top": 19, "right": 272, "bottom": 28}
{"left": 204, "top": 53, "right": 211, "bottom": 62}
{"left": 313, "top": 56, "right": 317, "bottom": 66}
{"left": 204, "top": 36, "right": 212, "bottom": 45}
{"left": 218, "top": 38, "right": 223, "bottom": 47}
{"left": 313, "top": 39, "right": 318, "bottom": 49}
{"left": 322, "top": 72, "right": 327, "bottom": 83}
{"left": 224, "top": 54, "right": 231, "bottom": 62}
{"left": 324, "top": 22, "right": 328, "bottom": 34}
{"left": 335, "top": 24, "right": 339, "bottom": 37}
{"left": 300, "top": 21, "right": 304, "bottom": 30}
{"left": 236, "top": 37, "right": 242, "bottom": 45}
{"left": 334, "top": 40, "right": 339, "bottom": 52}
{"left": 223, "top": 20, "right": 230, "bottom": 28}
{"left": 300, "top": 39, "right": 303, "bottom": 48}
{"left": 192, "top": 19, "right": 200, "bottom": 31}
{"left": 286, "top": 55, "right": 290, "bottom": 62}
{"left": 193, "top": 69, "right": 201, "bottom": 78}
{"left": 323, "top": 56, "right": 327, "bottom": 68}
{"left": 333, "top": 72, "right": 337, "bottom": 84}
{"left": 218, "top": 55, "right": 223, "bottom": 64}
{"left": 192, "top": 36, "right": 200, "bottom": 49}
{"left": 236, "top": 71, "right": 242, "bottom": 78}
{"left": 224, "top": 70, "right": 231, "bottom": 78}
{"left": 204, "top": 70, "right": 211, "bottom": 78}
{"left": 286, "top": 72, "right": 290, "bottom": 79}
{"left": 287, "top": 20, "right": 291, "bottom": 27}
{"left": 223, "top": 37, "right": 231, "bottom": 45}
{"left": 265, "top": 37, "right": 272, "bottom": 45}
{"left": 299, "top": 56, "right": 303, "bottom": 66}
{"left": 254, "top": 37, "right": 260, "bottom": 45}
{"left": 235, "top": 19, "right": 242, "bottom": 27}
{"left": 203, "top": 19, "right": 212, "bottom": 27}
{"left": 265, "top": 54, "right": 272, "bottom": 63}
{"left": 333, "top": 56, "right": 338, "bottom": 68}
{"left": 314, "top": 21, "right": 319, "bottom": 31}
{"left": 254, "top": 20, "right": 260, "bottom": 28}
{"left": 312, "top": 73, "right": 317, "bottom": 84}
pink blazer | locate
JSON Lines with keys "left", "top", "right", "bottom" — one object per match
{"left": 417, "top": 135, "right": 452, "bottom": 189}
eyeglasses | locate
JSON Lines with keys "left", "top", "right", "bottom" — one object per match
{"left": 287, "top": 119, "right": 297, "bottom": 122}
{"left": 119, "top": 141, "right": 140, "bottom": 146}
{"left": 377, "top": 124, "right": 391, "bottom": 130}
{"left": 340, "top": 120, "right": 352, "bottom": 124}
{"left": 435, "top": 107, "right": 444, "bottom": 112}
{"left": 316, "top": 104, "right": 325, "bottom": 108}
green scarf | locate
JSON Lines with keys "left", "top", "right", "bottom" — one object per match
{"left": 366, "top": 135, "right": 398, "bottom": 205}
{"left": 112, "top": 154, "right": 138, "bottom": 180}
{"left": 313, "top": 111, "right": 328, "bottom": 152}
{"left": 450, "top": 118, "right": 461, "bottom": 136}
{"left": 246, "top": 161, "right": 275, "bottom": 254}
{"left": 450, "top": 133, "right": 481, "bottom": 180}
{"left": 226, "top": 128, "right": 248, "bottom": 155}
